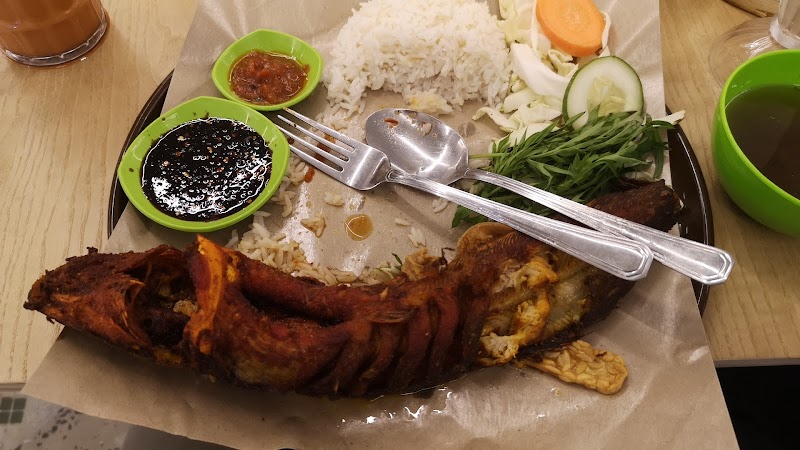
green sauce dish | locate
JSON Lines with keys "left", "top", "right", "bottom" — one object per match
{"left": 712, "top": 49, "right": 800, "bottom": 236}
{"left": 118, "top": 96, "right": 290, "bottom": 233}
{"left": 211, "top": 29, "right": 322, "bottom": 111}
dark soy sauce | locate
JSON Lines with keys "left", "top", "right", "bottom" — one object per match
{"left": 141, "top": 118, "right": 272, "bottom": 221}
{"left": 726, "top": 84, "right": 800, "bottom": 199}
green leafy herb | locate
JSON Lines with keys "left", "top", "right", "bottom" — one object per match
{"left": 453, "top": 109, "right": 674, "bottom": 227}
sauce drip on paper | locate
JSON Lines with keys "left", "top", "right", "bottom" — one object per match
{"left": 345, "top": 214, "right": 373, "bottom": 240}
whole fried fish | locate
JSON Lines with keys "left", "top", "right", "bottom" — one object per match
{"left": 25, "top": 181, "right": 681, "bottom": 397}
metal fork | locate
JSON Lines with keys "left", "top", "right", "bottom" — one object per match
{"left": 273, "top": 108, "right": 655, "bottom": 281}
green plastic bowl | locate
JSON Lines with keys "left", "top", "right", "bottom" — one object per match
{"left": 118, "top": 96, "right": 289, "bottom": 233}
{"left": 712, "top": 49, "right": 800, "bottom": 236}
{"left": 211, "top": 29, "right": 322, "bottom": 111}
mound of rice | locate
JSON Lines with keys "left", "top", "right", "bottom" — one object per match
{"left": 322, "top": 0, "right": 510, "bottom": 125}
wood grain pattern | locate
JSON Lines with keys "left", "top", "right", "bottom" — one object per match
{"left": 661, "top": 0, "right": 800, "bottom": 362}
{"left": 0, "top": 0, "right": 197, "bottom": 384}
{"left": 1, "top": 0, "right": 798, "bottom": 386}
{"left": 724, "top": 0, "right": 779, "bottom": 17}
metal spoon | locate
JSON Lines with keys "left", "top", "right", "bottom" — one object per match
{"left": 365, "top": 108, "right": 733, "bottom": 285}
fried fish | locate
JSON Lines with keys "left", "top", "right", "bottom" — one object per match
{"left": 25, "top": 181, "right": 681, "bottom": 396}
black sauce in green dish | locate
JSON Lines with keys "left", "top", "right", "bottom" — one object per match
{"left": 141, "top": 118, "right": 272, "bottom": 221}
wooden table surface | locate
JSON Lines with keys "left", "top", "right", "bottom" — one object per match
{"left": 1, "top": 0, "right": 797, "bottom": 386}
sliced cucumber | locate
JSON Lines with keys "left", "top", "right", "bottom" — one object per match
{"left": 563, "top": 56, "right": 644, "bottom": 129}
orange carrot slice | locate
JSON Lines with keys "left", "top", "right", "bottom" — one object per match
{"left": 536, "top": 0, "right": 605, "bottom": 57}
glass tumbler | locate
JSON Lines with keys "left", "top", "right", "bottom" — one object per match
{"left": 0, "top": 0, "right": 107, "bottom": 67}
{"left": 771, "top": 0, "right": 800, "bottom": 47}
{"left": 709, "top": 0, "right": 800, "bottom": 85}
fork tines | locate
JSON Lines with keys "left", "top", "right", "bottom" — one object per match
{"left": 274, "top": 109, "right": 356, "bottom": 175}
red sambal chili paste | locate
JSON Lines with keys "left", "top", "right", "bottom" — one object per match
{"left": 229, "top": 50, "right": 308, "bottom": 105}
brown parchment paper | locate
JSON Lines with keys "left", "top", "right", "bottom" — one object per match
{"left": 24, "top": 0, "right": 738, "bottom": 448}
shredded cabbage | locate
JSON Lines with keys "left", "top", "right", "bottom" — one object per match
{"left": 599, "top": 12, "right": 612, "bottom": 57}
{"left": 478, "top": 0, "right": 612, "bottom": 147}
{"left": 502, "top": 88, "right": 539, "bottom": 111}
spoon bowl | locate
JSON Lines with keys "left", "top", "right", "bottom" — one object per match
{"left": 365, "top": 109, "right": 469, "bottom": 185}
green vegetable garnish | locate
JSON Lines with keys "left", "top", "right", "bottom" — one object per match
{"left": 452, "top": 108, "right": 674, "bottom": 227}
{"left": 392, "top": 253, "right": 403, "bottom": 269}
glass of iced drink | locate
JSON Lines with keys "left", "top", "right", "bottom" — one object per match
{"left": 0, "top": 0, "right": 107, "bottom": 67}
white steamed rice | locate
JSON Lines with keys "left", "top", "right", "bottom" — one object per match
{"left": 321, "top": 0, "right": 510, "bottom": 127}
{"left": 408, "top": 227, "right": 426, "bottom": 248}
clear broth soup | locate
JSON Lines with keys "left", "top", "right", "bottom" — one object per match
{"left": 726, "top": 84, "right": 800, "bottom": 199}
